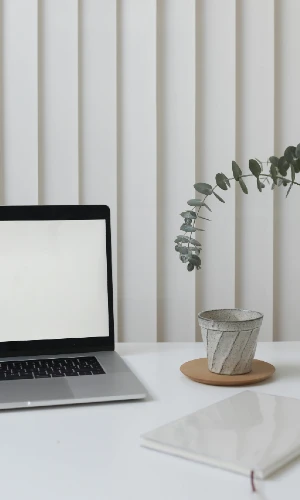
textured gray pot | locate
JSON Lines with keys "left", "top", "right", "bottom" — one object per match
{"left": 198, "top": 309, "right": 264, "bottom": 375}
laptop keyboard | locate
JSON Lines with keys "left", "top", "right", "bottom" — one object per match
{"left": 0, "top": 356, "right": 105, "bottom": 381}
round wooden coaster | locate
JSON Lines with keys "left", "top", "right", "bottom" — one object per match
{"left": 180, "top": 358, "right": 275, "bottom": 386}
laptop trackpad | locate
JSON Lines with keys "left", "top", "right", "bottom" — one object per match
{"left": 0, "top": 378, "right": 74, "bottom": 404}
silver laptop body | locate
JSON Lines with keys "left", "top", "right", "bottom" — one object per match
{"left": 0, "top": 205, "right": 146, "bottom": 410}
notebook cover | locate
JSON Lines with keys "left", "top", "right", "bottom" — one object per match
{"left": 141, "top": 391, "right": 300, "bottom": 478}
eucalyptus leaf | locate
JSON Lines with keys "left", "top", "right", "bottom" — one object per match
{"left": 278, "top": 156, "right": 287, "bottom": 167}
{"left": 180, "top": 255, "right": 188, "bottom": 263}
{"left": 188, "top": 255, "right": 201, "bottom": 266}
{"left": 187, "top": 199, "right": 203, "bottom": 206}
{"left": 278, "top": 178, "right": 283, "bottom": 187}
{"left": 284, "top": 146, "right": 296, "bottom": 163}
{"left": 174, "top": 235, "right": 190, "bottom": 243}
{"left": 270, "top": 164, "right": 278, "bottom": 185}
{"left": 180, "top": 224, "right": 196, "bottom": 232}
{"left": 294, "top": 158, "right": 300, "bottom": 174}
{"left": 278, "top": 157, "right": 288, "bottom": 177}
{"left": 201, "top": 203, "right": 212, "bottom": 212}
{"left": 280, "top": 166, "right": 289, "bottom": 177}
{"left": 296, "top": 143, "right": 300, "bottom": 158}
{"left": 187, "top": 262, "right": 194, "bottom": 272}
{"left": 178, "top": 246, "right": 188, "bottom": 254}
{"left": 194, "top": 183, "right": 213, "bottom": 195}
{"left": 215, "top": 173, "right": 228, "bottom": 191}
{"left": 282, "top": 179, "right": 289, "bottom": 187}
{"left": 239, "top": 178, "right": 248, "bottom": 194}
{"left": 257, "top": 179, "right": 265, "bottom": 192}
{"left": 213, "top": 191, "right": 225, "bottom": 203}
{"left": 184, "top": 218, "right": 193, "bottom": 225}
{"left": 291, "top": 165, "right": 295, "bottom": 183}
{"left": 249, "top": 159, "right": 261, "bottom": 178}
{"left": 271, "top": 182, "right": 275, "bottom": 190}
{"left": 269, "top": 156, "right": 279, "bottom": 166}
{"left": 175, "top": 245, "right": 180, "bottom": 252}
{"left": 187, "top": 199, "right": 212, "bottom": 211}
{"left": 278, "top": 156, "right": 286, "bottom": 168}
{"left": 180, "top": 211, "right": 197, "bottom": 219}
{"left": 189, "top": 238, "right": 201, "bottom": 247}
{"left": 232, "top": 161, "right": 242, "bottom": 180}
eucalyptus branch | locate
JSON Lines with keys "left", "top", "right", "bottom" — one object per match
{"left": 175, "top": 144, "right": 300, "bottom": 272}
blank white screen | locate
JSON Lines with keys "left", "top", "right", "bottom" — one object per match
{"left": 0, "top": 219, "right": 109, "bottom": 341}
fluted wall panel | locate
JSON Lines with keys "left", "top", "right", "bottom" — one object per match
{"left": 0, "top": 0, "right": 298, "bottom": 341}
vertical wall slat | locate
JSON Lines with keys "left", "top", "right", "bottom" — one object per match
{"left": 118, "top": 0, "right": 157, "bottom": 342}
{"left": 157, "top": 0, "right": 195, "bottom": 342}
{"left": 274, "top": 0, "right": 300, "bottom": 341}
{"left": 39, "top": 0, "right": 79, "bottom": 204}
{"left": 2, "top": 0, "right": 38, "bottom": 205}
{"left": 235, "top": 0, "right": 274, "bottom": 341}
{"left": 195, "top": 0, "right": 236, "bottom": 340}
{"left": 79, "top": 0, "right": 118, "bottom": 337}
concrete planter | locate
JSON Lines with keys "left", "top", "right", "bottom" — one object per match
{"left": 198, "top": 309, "right": 264, "bottom": 375}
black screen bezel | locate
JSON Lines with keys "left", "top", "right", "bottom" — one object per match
{"left": 0, "top": 205, "right": 115, "bottom": 357}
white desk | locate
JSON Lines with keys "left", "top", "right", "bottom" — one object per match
{"left": 1, "top": 342, "right": 300, "bottom": 500}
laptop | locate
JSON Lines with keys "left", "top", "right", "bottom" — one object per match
{"left": 0, "top": 205, "right": 147, "bottom": 410}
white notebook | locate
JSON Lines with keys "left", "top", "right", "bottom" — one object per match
{"left": 141, "top": 391, "right": 300, "bottom": 479}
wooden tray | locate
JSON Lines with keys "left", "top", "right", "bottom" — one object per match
{"left": 180, "top": 358, "right": 275, "bottom": 386}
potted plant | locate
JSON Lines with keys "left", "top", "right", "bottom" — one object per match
{"left": 176, "top": 144, "right": 300, "bottom": 374}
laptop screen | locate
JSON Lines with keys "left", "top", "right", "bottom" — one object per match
{"left": 0, "top": 219, "right": 109, "bottom": 342}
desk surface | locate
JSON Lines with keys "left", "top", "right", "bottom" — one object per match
{"left": 1, "top": 342, "right": 300, "bottom": 500}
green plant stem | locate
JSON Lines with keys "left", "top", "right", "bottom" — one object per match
{"left": 260, "top": 174, "right": 300, "bottom": 187}
{"left": 220, "top": 173, "right": 300, "bottom": 187}
{"left": 187, "top": 205, "right": 201, "bottom": 250}
{"left": 185, "top": 171, "right": 300, "bottom": 256}
{"left": 179, "top": 147, "right": 300, "bottom": 272}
